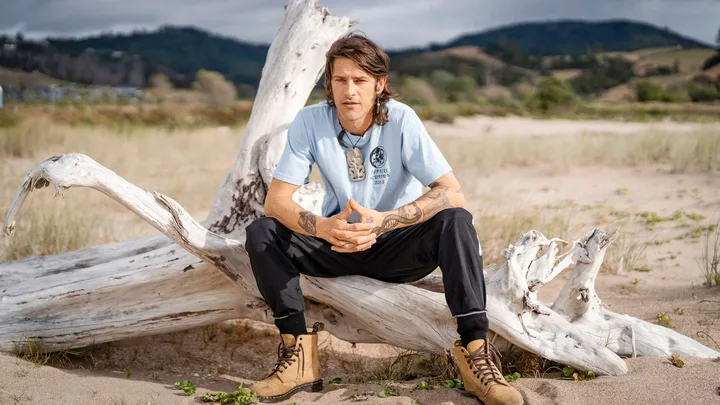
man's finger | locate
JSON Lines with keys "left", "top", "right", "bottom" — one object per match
{"left": 325, "top": 235, "right": 350, "bottom": 248}
{"left": 332, "top": 239, "right": 375, "bottom": 253}
{"left": 332, "top": 229, "right": 375, "bottom": 241}
{"left": 337, "top": 222, "right": 375, "bottom": 232}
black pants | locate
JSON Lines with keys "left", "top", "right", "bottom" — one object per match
{"left": 245, "top": 207, "right": 489, "bottom": 346}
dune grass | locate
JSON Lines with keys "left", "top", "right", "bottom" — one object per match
{"left": 436, "top": 130, "right": 720, "bottom": 175}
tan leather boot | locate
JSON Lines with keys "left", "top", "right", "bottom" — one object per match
{"left": 452, "top": 339, "right": 525, "bottom": 405}
{"left": 250, "top": 322, "right": 324, "bottom": 403}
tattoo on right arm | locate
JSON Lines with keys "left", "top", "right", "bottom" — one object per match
{"left": 298, "top": 211, "right": 317, "bottom": 236}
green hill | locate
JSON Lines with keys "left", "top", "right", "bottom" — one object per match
{"left": 430, "top": 19, "right": 711, "bottom": 56}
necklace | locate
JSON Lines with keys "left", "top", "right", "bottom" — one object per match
{"left": 341, "top": 129, "right": 366, "bottom": 182}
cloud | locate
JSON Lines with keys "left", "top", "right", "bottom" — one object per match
{"left": 0, "top": 0, "right": 717, "bottom": 48}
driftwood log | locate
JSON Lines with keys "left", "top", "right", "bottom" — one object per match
{"left": 2, "top": 0, "right": 718, "bottom": 377}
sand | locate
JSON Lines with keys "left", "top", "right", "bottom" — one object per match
{"left": 2, "top": 115, "right": 720, "bottom": 405}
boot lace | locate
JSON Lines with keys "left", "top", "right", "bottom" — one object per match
{"left": 272, "top": 341, "right": 300, "bottom": 374}
{"left": 465, "top": 343, "right": 502, "bottom": 384}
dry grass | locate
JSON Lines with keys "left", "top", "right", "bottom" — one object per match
{"left": 476, "top": 208, "right": 574, "bottom": 265}
{"left": 697, "top": 217, "right": 720, "bottom": 287}
{"left": 602, "top": 233, "right": 650, "bottom": 275}
{"left": 0, "top": 121, "right": 240, "bottom": 262}
{"left": 436, "top": 130, "right": 720, "bottom": 175}
{"left": 2, "top": 205, "right": 105, "bottom": 262}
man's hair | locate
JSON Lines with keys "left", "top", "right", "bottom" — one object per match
{"left": 323, "top": 33, "right": 398, "bottom": 126}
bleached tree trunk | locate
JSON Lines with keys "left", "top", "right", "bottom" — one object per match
{"left": 1, "top": 0, "right": 718, "bottom": 378}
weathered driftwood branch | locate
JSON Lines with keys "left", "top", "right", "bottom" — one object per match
{"left": 1, "top": 0, "right": 718, "bottom": 379}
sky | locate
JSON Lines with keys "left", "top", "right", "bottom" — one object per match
{"left": 1, "top": 0, "right": 718, "bottom": 50}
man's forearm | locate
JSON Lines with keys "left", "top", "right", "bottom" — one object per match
{"left": 265, "top": 198, "right": 321, "bottom": 237}
{"left": 371, "top": 181, "right": 464, "bottom": 235}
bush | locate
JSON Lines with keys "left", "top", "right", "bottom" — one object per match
{"left": 701, "top": 52, "right": 720, "bottom": 71}
{"left": 526, "top": 77, "right": 577, "bottom": 112}
{"left": 686, "top": 74, "right": 720, "bottom": 102}
{"left": 397, "top": 76, "right": 437, "bottom": 105}
{"left": 192, "top": 69, "right": 237, "bottom": 108}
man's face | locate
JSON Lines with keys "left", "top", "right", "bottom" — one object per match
{"left": 331, "top": 57, "right": 385, "bottom": 124}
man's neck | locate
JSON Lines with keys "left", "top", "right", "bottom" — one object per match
{"left": 338, "top": 112, "right": 374, "bottom": 136}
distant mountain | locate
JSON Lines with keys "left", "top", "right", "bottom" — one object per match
{"left": 416, "top": 19, "right": 711, "bottom": 56}
{"left": 0, "top": 20, "right": 712, "bottom": 91}
{"left": 46, "top": 26, "right": 268, "bottom": 89}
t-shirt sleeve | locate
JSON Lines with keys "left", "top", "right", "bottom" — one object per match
{"left": 272, "top": 112, "right": 315, "bottom": 186}
{"left": 401, "top": 108, "right": 452, "bottom": 186}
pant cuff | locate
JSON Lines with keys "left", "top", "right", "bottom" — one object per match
{"left": 274, "top": 311, "right": 307, "bottom": 337}
{"left": 456, "top": 312, "right": 489, "bottom": 347}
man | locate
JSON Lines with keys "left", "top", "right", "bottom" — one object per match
{"left": 245, "top": 33, "right": 524, "bottom": 405}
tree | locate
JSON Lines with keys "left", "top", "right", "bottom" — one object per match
{"left": 1, "top": 0, "right": 718, "bottom": 378}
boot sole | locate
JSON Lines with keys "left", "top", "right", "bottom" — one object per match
{"left": 256, "top": 379, "right": 323, "bottom": 403}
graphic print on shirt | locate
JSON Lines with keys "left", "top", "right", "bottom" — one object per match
{"left": 369, "top": 146, "right": 389, "bottom": 185}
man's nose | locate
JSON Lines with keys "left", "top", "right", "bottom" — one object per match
{"left": 345, "top": 80, "right": 358, "bottom": 96}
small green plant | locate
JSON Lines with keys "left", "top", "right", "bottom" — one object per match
{"left": 174, "top": 380, "right": 196, "bottom": 395}
{"left": 633, "top": 266, "right": 653, "bottom": 272}
{"left": 504, "top": 372, "right": 521, "bottom": 381}
{"left": 416, "top": 381, "right": 431, "bottom": 390}
{"left": 326, "top": 377, "right": 342, "bottom": 385}
{"left": 632, "top": 278, "right": 640, "bottom": 285}
{"left": 562, "top": 366, "right": 595, "bottom": 381}
{"left": 200, "top": 385, "right": 257, "bottom": 405}
{"left": 126, "top": 370, "right": 132, "bottom": 378}
{"left": 673, "top": 307, "right": 685, "bottom": 315}
{"left": 657, "top": 312, "right": 672, "bottom": 327}
{"left": 442, "top": 378, "right": 464, "bottom": 388}
{"left": 615, "top": 188, "right": 629, "bottom": 196}
{"left": 669, "top": 355, "right": 685, "bottom": 368}
{"left": 378, "top": 388, "right": 399, "bottom": 398}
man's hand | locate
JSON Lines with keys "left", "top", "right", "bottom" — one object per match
{"left": 347, "top": 198, "right": 385, "bottom": 235}
{"left": 317, "top": 201, "right": 377, "bottom": 253}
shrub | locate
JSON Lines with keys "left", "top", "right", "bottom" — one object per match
{"left": 526, "top": 77, "right": 577, "bottom": 112}
{"left": 192, "top": 70, "right": 237, "bottom": 108}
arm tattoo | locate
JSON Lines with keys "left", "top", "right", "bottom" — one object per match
{"left": 422, "top": 184, "right": 452, "bottom": 219}
{"left": 372, "top": 203, "right": 422, "bottom": 235}
{"left": 298, "top": 211, "right": 317, "bottom": 236}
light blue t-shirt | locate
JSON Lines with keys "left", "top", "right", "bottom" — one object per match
{"left": 273, "top": 99, "right": 452, "bottom": 220}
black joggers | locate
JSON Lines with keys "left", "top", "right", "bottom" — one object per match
{"left": 245, "top": 207, "right": 489, "bottom": 346}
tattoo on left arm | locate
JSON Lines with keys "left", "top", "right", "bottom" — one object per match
{"left": 422, "top": 182, "right": 452, "bottom": 219}
{"left": 371, "top": 182, "right": 457, "bottom": 235}
{"left": 371, "top": 203, "right": 422, "bottom": 235}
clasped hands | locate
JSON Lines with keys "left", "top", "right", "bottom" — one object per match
{"left": 316, "top": 198, "right": 385, "bottom": 253}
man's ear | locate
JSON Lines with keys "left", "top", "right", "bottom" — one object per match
{"left": 376, "top": 76, "right": 387, "bottom": 94}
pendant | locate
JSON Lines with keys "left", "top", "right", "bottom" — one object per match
{"left": 346, "top": 147, "right": 366, "bottom": 181}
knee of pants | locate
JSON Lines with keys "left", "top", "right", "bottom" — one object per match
{"left": 245, "top": 216, "right": 281, "bottom": 254}
{"left": 431, "top": 207, "right": 474, "bottom": 225}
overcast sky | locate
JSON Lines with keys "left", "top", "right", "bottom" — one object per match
{"left": 1, "top": 0, "right": 718, "bottom": 50}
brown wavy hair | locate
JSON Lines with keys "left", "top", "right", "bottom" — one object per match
{"left": 323, "top": 33, "right": 397, "bottom": 126}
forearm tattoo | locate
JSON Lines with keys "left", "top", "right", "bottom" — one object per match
{"left": 422, "top": 183, "right": 452, "bottom": 219}
{"left": 298, "top": 211, "right": 317, "bottom": 236}
{"left": 372, "top": 203, "right": 422, "bottom": 235}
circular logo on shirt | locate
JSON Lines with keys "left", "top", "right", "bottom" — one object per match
{"left": 369, "top": 146, "right": 386, "bottom": 168}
